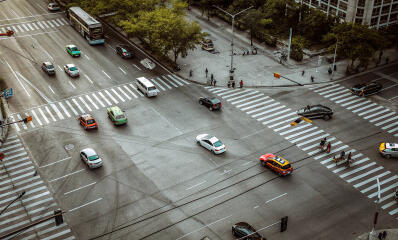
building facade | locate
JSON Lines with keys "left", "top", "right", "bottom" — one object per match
{"left": 299, "top": 0, "right": 398, "bottom": 29}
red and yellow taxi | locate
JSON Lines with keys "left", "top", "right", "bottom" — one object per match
{"left": 259, "top": 153, "right": 293, "bottom": 176}
{"left": 78, "top": 114, "right": 98, "bottom": 130}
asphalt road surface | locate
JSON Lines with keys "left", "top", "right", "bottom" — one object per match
{"left": 1, "top": 1, "right": 398, "bottom": 240}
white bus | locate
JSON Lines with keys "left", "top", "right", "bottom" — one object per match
{"left": 67, "top": 7, "right": 104, "bottom": 45}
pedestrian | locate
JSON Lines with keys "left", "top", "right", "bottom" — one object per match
{"left": 378, "top": 232, "right": 383, "bottom": 240}
{"left": 232, "top": 81, "right": 235, "bottom": 88}
{"left": 382, "top": 231, "right": 387, "bottom": 239}
{"left": 326, "top": 142, "right": 331, "bottom": 153}
{"left": 189, "top": 69, "right": 193, "bottom": 77}
{"left": 210, "top": 78, "right": 213, "bottom": 86}
{"left": 211, "top": 73, "right": 214, "bottom": 82}
{"left": 205, "top": 68, "right": 208, "bottom": 77}
{"left": 302, "top": 70, "right": 305, "bottom": 76}
{"left": 239, "top": 80, "right": 243, "bottom": 88}
{"left": 340, "top": 150, "right": 345, "bottom": 160}
{"left": 213, "top": 79, "right": 216, "bottom": 86}
{"left": 310, "top": 75, "right": 314, "bottom": 82}
{"left": 347, "top": 152, "right": 352, "bottom": 161}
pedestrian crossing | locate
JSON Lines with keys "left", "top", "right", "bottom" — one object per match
{"left": 0, "top": 18, "right": 68, "bottom": 36}
{"left": 204, "top": 86, "right": 398, "bottom": 215}
{"left": 308, "top": 84, "right": 398, "bottom": 137}
{"left": 10, "top": 74, "right": 189, "bottom": 132}
{"left": 0, "top": 135, "right": 75, "bottom": 240}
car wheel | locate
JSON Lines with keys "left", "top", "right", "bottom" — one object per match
{"left": 209, "top": 107, "right": 213, "bottom": 111}
{"left": 261, "top": 160, "right": 266, "bottom": 167}
{"left": 323, "top": 114, "right": 331, "bottom": 121}
{"left": 199, "top": 100, "right": 203, "bottom": 105}
{"left": 84, "top": 126, "right": 87, "bottom": 130}
{"left": 385, "top": 154, "right": 391, "bottom": 159}
{"left": 278, "top": 172, "right": 282, "bottom": 177}
{"left": 232, "top": 228, "right": 236, "bottom": 236}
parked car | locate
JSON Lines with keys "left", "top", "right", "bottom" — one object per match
{"left": 297, "top": 104, "right": 333, "bottom": 120}
{"left": 66, "top": 44, "right": 81, "bottom": 57}
{"left": 107, "top": 106, "right": 127, "bottom": 125}
{"left": 63, "top": 64, "right": 79, "bottom": 77}
{"left": 78, "top": 114, "right": 98, "bottom": 130}
{"left": 116, "top": 44, "right": 133, "bottom": 58}
{"left": 232, "top": 222, "right": 264, "bottom": 240}
{"left": 259, "top": 153, "right": 293, "bottom": 176}
{"left": 379, "top": 142, "right": 398, "bottom": 159}
{"left": 41, "top": 62, "right": 55, "bottom": 75}
{"left": 199, "top": 97, "right": 222, "bottom": 111}
{"left": 196, "top": 134, "right": 226, "bottom": 154}
{"left": 80, "top": 148, "right": 103, "bottom": 169}
{"left": 350, "top": 82, "right": 382, "bottom": 96}
{"left": 48, "top": 3, "right": 60, "bottom": 11}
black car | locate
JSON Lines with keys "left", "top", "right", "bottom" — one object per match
{"left": 350, "top": 82, "right": 382, "bottom": 96}
{"left": 199, "top": 97, "right": 222, "bottom": 111}
{"left": 297, "top": 104, "right": 333, "bottom": 120}
{"left": 232, "top": 222, "right": 265, "bottom": 240}
{"left": 41, "top": 62, "right": 55, "bottom": 75}
{"left": 116, "top": 44, "right": 133, "bottom": 59}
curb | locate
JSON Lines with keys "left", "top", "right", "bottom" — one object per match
{"left": 0, "top": 97, "right": 9, "bottom": 143}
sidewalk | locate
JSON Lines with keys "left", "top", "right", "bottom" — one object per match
{"left": 175, "top": 7, "right": 398, "bottom": 87}
{"left": 357, "top": 229, "right": 398, "bottom": 240}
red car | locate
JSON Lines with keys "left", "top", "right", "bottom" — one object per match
{"left": 78, "top": 114, "right": 98, "bottom": 130}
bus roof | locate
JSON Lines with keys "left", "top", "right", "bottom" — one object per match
{"left": 136, "top": 77, "right": 155, "bottom": 87}
{"left": 69, "top": 7, "right": 101, "bottom": 26}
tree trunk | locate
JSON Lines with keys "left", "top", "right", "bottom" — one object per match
{"left": 250, "top": 30, "right": 253, "bottom": 46}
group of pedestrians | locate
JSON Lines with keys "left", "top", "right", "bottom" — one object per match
{"left": 204, "top": 68, "right": 244, "bottom": 88}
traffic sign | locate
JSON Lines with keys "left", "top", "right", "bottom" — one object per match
{"left": 3, "top": 88, "right": 13, "bottom": 99}
{"left": 274, "top": 72, "right": 281, "bottom": 79}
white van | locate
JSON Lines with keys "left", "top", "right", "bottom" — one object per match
{"left": 135, "top": 77, "right": 158, "bottom": 97}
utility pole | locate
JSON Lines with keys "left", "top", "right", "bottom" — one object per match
{"left": 214, "top": 5, "right": 253, "bottom": 85}
{"left": 369, "top": 177, "right": 381, "bottom": 239}
{"left": 331, "top": 39, "right": 338, "bottom": 79}
{"left": 287, "top": 28, "right": 292, "bottom": 63}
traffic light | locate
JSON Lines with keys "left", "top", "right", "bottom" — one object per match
{"left": 281, "top": 216, "right": 288, "bottom": 232}
{"left": 23, "top": 116, "right": 32, "bottom": 123}
{"left": 274, "top": 72, "right": 281, "bottom": 79}
{"left": 54, "top": 209, "right": 64, "bottom": 226}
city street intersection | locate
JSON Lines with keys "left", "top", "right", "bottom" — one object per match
{"left": 0, "top": 1, "right": 397, "bottom": 240}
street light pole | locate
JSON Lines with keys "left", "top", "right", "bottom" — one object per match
{"left": 369, "top": 177, "right": 381, "bottom": 239}
{"left": 214, "top": 6, "right": 253, "bottom": 80}
{"left": 331, "top": 39, "right": 338, "bottom": 79}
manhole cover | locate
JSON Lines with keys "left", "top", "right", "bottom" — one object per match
{"left": 64, "top": 144, "right": 74, "bottom": 151}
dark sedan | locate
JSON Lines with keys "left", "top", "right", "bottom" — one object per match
{"left": 116, "top": 44, "right": 133, "bottom": 59}
{"left": 297, "top": 104, "right": 333, "bottom": 120}
{"left": 199, "top": 97, "right": 222, "bottom": 111}
{"left": 350, "top": 82, "right": 382, "bottom": 96}
{"left": 232, "top": 222, "right": 265, "bottom": 240}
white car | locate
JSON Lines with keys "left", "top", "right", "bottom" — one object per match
{"left": 80, "top": 148, "right": 103, "bottom": 169}
{"left": 196, "top": 134, "right": 226, "bottom": 154}
{"left": 48, "top": 3, "right": 60, "bottom": 11}
{"left": 64, "top": 64, "right": 79, "bottom": 77}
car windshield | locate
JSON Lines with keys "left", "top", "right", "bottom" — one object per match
{"left": 210, "top": 98, "right": 220, "bottom": 104}
{"left": 47, "top": 65, "right": 54, "bottom": 69}
{"left": 213, "top": 140, "right": 223, "bottom": 147}
{"left": 148, "top": 86, "right": 156, "bottom": 91}
{"left": 70, "top": 67, "right": 77, "bottom": 71}
{"left": 87, "top": 119, "right": 95, "bottom": 124}
{"left": 71, "top": 47, "right": 78, "bottom": 51}
{"left": 116, "top": 114, "right": 125, "bottom": 120}
{"left": 88, "top": 155, "right": 99, "bottom": 161}
{"left": 282, "top": 164, "right": 291, "bottom": 170}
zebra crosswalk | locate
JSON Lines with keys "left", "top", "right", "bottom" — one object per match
{"left": 204, "top": 86, "right": 398, "bottom": 215}
{"left": 0, "top": 135, "right": 75, "bottom": 240}
{"left": 0, "top": 18, "right": 69, "bottom": 36}
{"left": 308, "top": 84, "right": 398, "bottom": 137}
{"left": 10, "top": 74, "right": 189, "bottom": 132}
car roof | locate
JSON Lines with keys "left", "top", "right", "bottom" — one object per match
{"left": 209, "top": 136, "right": 219, "bottom": 143}
{"left": 117, "top": 44, "right": 129, "bottom": 49}
{"left": 268, "top": 155, "right": 289, "bottom": 166}
{"left": 82, "top": 148, "right": 96, "bottom": 156}
{"left": 210, "top": 98, "right": 220, "bottom": 103}
{"left": 110, "top": 106, "right": 123, "bottom": 115}
{"left": 81, "top": 114, "right": 94, "bottom": 120}
{"left": 66, "top": 64, "right": 75, "bottom": 68}
{"left": 44, "top": 62, "right": 53, "bottom": 66}
{"left": 386, "top": 143, "right": 398, "bottom": 149}
{"left": 67, "top": 44, "right": 77, "bottom": 48}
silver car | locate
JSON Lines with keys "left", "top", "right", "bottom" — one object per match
{"left": 64, "top": 64, "right": 79, "bottom": 77}
{"left": 80, "top": 148, "right": 103, "bottom": 169}
{"left": 196, "top": 134, "right": 226, "bottom": 154}
{"left": 380, "top": 143, "right": 398, "bottom": 159}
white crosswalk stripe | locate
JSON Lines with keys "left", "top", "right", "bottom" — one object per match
{"left": 79, "top": 96, "right": 92, "bottom": 111}
{"left": 246, "top": 102, "right": 279, "bottom": 114}
{"left": 117, "top": 87, "right": 131, "bottom": 100}
{"left": 50, "top": 103, "right": 64, "bottom": 120}
{"left": 72, "top": 98, "right": 85, "bottom": 113}
{"left": 156, "top": 77, "right": 171, "bottom": 89}
{"left": 85, "top": 95, "right": 99, "bottom": 109}
{"left": 17, "top": 25, "right": 24, "bottom": 32}
{"left": 104, "top": 90, "right": 119, "bottom": 104}
{"left": 222, "top": 90, "right": 250, "bottom": 99}
{"left": 329, "top": 92, "right": 351, "bottom": 101}
{"left": 98, "top": 91, "right": 112, "bottom": 105}
{"left": 58, "top": 102, "right": 71, "bottom": 118}
{"left": 46, "top": 20, "right": 54, "bottom": 27}
{"left": 38, "top": 107, "right": 49, "bottom": 124}
{"left": 92, "top": 93, "right": 105, "bottom": 107}
{"left": 227, "top": 91, "right": 259, "bottom": 102}
{"left": 313, "top": 84, "right": 336, "bottom": 92}
{"left": 318, "top": 86, "right": 345, "bottom": 95}
{"left": 241, "top": 99, "right": 275, "bottom": 111}
{"left": 358, "top": 105, "right": 384, "bottom": 116}
{"left": 25, "top": 113, "right": 35, "bottom": 128}
{"left": 162, "top": 75, "right": 178, "bottom": 87}
{"left": 323, "top": 89, "right": 348, "bottom": 98}
{"left": 65, "top": 100, "right": 78, "bottom": 115}
{"left": 165, "top": 75, "right": 183, "bottom": 86}
{"left": 37, "top": 21, "right": 45, "bottom": 29}
{"left": 169, "top": 74, "right": 189, "bottom": 85}
{"left": 363, "top": 108, "right": 389, "bottom": 119}
{"left": 123, "top": 85, "right": 137, "bottom": 98}
{"left": 382, "top": 121, "right": 398, "bottom": 130}
{"left": 45, "top": 106, "right": 56, "bottom": 122}
{"left": 262, "top": 112, "right": 296, "bottom": 125}
{"left": 251, "top": 105, "right": 284, "bottom": 118}
{"left": 346, "top": 100, "right": 371, "bottom": 109}
{"left": 231, "top": 94, "right": 264, "bottom": 105}
{"left": 257, "top": 108, "right": 291, "bottom": 121}
{"left": 335, "top": 95, "right": 357, "bottom": 104}
{"left": 369, "top": 112, "right": 395, "bottom": 123}
{"left": 16, "top": 114, "right": 28, "bottom": 130}
{"left": 22, "top": 24, "right": 29, "bottom": 31}
{"left": 111, "top": 88, "right": 125, "bottom": 102}
{"left": 151, "top": 78, "right": 165, "bottom": 91}
{"left": 27, "top": 23, "right": 34, "bottom": 30}
{"left": 340, "top": 98, "right": 363, "bottom": 107}
{"left": 42, "top": 21, "right": 49, "bottom": 28}
{"left": 31, "top": 109, "right": 42, "bottom": 126}
{"left": 51, "top": 19, "right": 60, "bottom": 27}
{"left": 31, "top": 22, "right": 39, "bottom": 30}
{"left": 353, "top": 103, "right": 378, "bottom": 113}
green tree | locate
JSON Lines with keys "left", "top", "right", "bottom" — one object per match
{"left": 290, "top": 35, "right": 306, "bottom": 61}
{"left": 298, "top": 7, "right": 335, "bottom": 43}
{"left": 241, "top": 9, "right": 264, "bottom": 46}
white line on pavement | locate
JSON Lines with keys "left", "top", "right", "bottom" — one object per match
{"left": 39, "top": 157, "right": 71, "bottom": 168}
{"left": 48, "top": 169, "right": 85, "bottom": 182}
{"left": 64, "top": 182, "right": 96, "bottom": 195}
{"left": 68, "top": 198, "right": 102, "bottom": 212}
{"left": 186, "top": 181, "right": 206, "bottom": 190}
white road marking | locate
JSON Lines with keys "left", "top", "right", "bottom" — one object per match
{"left": 79, "top": 96, "right": 92, "bottom": 112}
{"left": 227, "top": 91, "right": 259, "bottom": 102}
{"left": 68, "top": 198, "right": 102, "bottom": 212}
{"left": 51, "top": 19, "right": 59, "bottom": 27}
{"left": 111, "top": 88, "right": 125, "bottom": 102}
{"left": 39, "top": 157, "right": 71, "bottom": 168}
{"left": 318, "top": 86, "right": 344, "bottom": 95}
{"left": 257, "top": 108, "right": 291, "bottom": 121}
{"left": 5, "top": 60, "right": 30, "bottom": 97}
{"left": 22, "top": 24, "right": 29, "bottom": 31}
{"left": 268, "top": 116, "right": 297, "bottom": 128}
{"left": 50, "top": 103, "right": 64, "bottom": 120}
{"left": 118, "top": 67, "right": 126, "bottom": 75}
{"left": 65, "top": 100, "right": 78, "bottom": 115}
{"left": 68, "top": 81, "right": 76, "bottom": 89}
{"left": 46, "top": 20, "right": 54, "bottom": 27}
{"left": 37, "top": 21, "right": 45, "bottom": 29}
{"left": 353, "top": 103, "right": 378, "bottom": 113}
{"left": 102, "top": 70, "right": 111, "bottom": 79}
{"left": 55, "top": 19, "right": 65, "bottom": 26}
{"left": 151, "top": 78, "right": 165, "bottom": 91}
{"left": 262, "top": 112, "right": 296, "bottom": 125}
{"left": 210, "top": 192, "right": 229, "bottom": 201}
{"left": 42, "top": 21, "right": 49, "bottom": 28}
{"left": 16, "top": 114, "right": 28, "bottom": 130}
{"left": 123, "top": 85, "right": 137, "bottom": 98}
{"left": 156, "top": 77, "right": 171, "bottom": 89}
{"left": 285, "top": 126, "right": 318, "bottom": 140}
{"left": 265, "top": 192, "right": 287, "bottom": 203}
{"left": 362, "top": 108, "right": 388, "bottom": 119}
{"left": 219, "top": 169, "right": 232, "bottom": 175}
{"left": 129, "top": 83, "right": 144, "bottom": 96}
{"left": 369, "top": 112, "right": 395, "bottom": 122}
{"left": 383, "top": 121, "right": 398, "bottom": 130}
{"left": 85, "top": 95, "right": 98, "bottom": 109}
{"left": 361, "top": 175, "right": 398, "bottom": 193}
{"left": 17, "top": 25, "right": 24, "bottom": 32}
{"left": 241, "top": 99, "right": 275, "bottom": 111}
{"left": 170, "top": 74, "right": 189, "bottom": 85}
{"left": 64, "top": 182, "right": 96, "bottom": 195}
{"left": 231, "top": 93, "right": 264, "bottom": 105}
{"left": 45, "top": 106, "right": 56, "bottom": 122}
{"left": 340, "top": 162, "right": 376, "bottom": 178}
{"left": 369, "top": 182, "right": 398, "bottom": 199}
{"left": 49, "top": 169, "right": 85, "bottom": 182}
{"left": 25, "top": 112, "right": 35, "bottom": 128}
{"left": 246, "top": 102, "right": 279, "bottom": 114}
{"left": 92, "top": 93, "right": 105, "bottom": 107}
{"left": 186, "top": 181, "right": 206, "bottom": 190}
{"left": 346, "top": 100, "right": 371, "bottom": 110}
{"left": 98, "top": 91, "right": 112, "bottom": 105}
{"left": 84, "top": 74, "right": 93, "bottom": 84}
{"left": 104, "top": 90, "right": 118, "bottom": 104}
{"left": 58, "top": 102, "right": 71, "bottom": 118}
{"left": 27, "top": 23, "right": 34, "bottom": 30}
{"left": 72, "top": 98, "right": 85, "bottom": 113}
{"left": 163, "top": 75, "right": 182, "bottom": 86}
{"left": 377, "top": 116, "right": 398, "bottom": 127}
{"left": 133, "top": 64, "right": 141, "bottom": 70}
{"left": 84, "top": 54, "right": 90, "bottom": 60}
{"left": 38, "top": 107, "right": 49, "bottom": 124}
{"left": 279, "top": 123, "right": 311, "bottom": 135}
{"left": 31, "top": 22, "right": 39, "bottom": 30}
{"left": 340, "top": 98, "right": 363, "bottom": 107}
{"left": 354, "top": 171, "right": 390, "bottom": 188}
{"left": 117, "top": 87, "right": 131, "bottom": 100}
